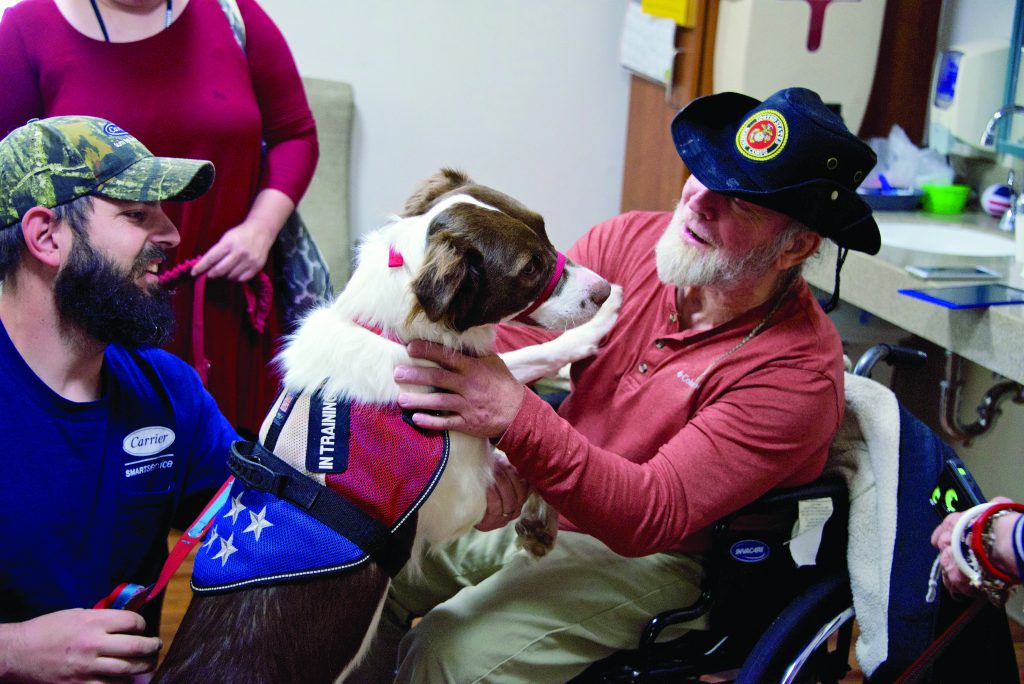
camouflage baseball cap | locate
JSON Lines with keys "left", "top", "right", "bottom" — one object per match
{"left": 0, "top": 115, "right": 215, "bottom": 229}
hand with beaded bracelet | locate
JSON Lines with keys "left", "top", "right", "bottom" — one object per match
{"left": 931, "top": 496, "right": 1024, "bottom": 602}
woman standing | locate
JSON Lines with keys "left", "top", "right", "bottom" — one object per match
{"left": 0, "top": 0, "right": 319, "bottom": 435}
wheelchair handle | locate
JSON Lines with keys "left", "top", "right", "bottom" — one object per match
{"left": 853, "top": 344, "right": 927, "bottom": 378}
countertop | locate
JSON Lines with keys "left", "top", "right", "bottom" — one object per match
{"left": 804, "top": 211, "right": 1024, "bottom": 384}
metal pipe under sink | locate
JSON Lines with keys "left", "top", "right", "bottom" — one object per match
{"left": 939, "top": 351, "right": 1024, "bottom": 444}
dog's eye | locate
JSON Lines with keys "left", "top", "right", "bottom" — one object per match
{"left": 522, "top": 258, "right": 541, "bottom": 277}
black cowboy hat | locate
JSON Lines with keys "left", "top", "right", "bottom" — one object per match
{"left": 672, "top": 87, "right": 880, "bottom": 255}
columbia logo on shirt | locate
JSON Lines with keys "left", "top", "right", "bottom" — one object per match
{"left": 122, "top": 426, "right": 175, "bottom": 478}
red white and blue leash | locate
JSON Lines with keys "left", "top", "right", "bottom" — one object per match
{"left": 94, "top": 477, "right": 234, "bottom": 611}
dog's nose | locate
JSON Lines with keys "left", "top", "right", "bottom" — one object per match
{"left": 588, "top": 281, "right": 612, "bottom": 308}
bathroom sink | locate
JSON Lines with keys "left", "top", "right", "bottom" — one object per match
{"left": 879, "top": 222, "right": 1015, "bottom": 257}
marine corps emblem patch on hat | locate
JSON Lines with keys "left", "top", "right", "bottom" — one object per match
{"left": 736, "top": 109, "right": 788, "bottom": 161}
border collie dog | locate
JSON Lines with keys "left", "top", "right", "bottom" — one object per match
{"left": 155, "top": 169, "right": 620, "bottom": 683}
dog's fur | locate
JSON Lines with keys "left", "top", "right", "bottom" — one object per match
{"left": 154, "top": 169, "right": 620, "bottom": 683}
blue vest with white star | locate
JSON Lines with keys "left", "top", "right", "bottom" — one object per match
{"left": 191, "top": 399, "right": 448, "bottom": 592}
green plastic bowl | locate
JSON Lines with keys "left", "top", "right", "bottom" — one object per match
{"left": 920, "top": 183, "right": 970, "bottom": 215}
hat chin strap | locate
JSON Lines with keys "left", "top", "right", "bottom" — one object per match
{"left": 821, "top": 247, "right": 848, "bottom": 314}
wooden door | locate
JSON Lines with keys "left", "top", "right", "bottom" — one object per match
{"left": 620, "top": 0, "right": 720, "bottom": 213}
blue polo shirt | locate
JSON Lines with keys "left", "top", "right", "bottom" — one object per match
{"left": 0, "top": 320, "right": 235, "bottom": 630}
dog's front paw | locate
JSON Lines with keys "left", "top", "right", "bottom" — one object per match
{"left": 515, "top": 516, "right": 557, "bottom": 558}
{"left": 590, "top": 284, "right": 622, "bottom": 338}
{"left": 567, "top": 283, "right": 622, "bottom": 358}
{"left": 514, "top": 493, "right": 559, "bottom": 559}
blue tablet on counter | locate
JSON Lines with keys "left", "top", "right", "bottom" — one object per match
{"left": 898, "top": 283, "right": 1024, "bottom": 309}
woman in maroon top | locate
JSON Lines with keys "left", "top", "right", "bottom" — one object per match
{"left": 0, "top": 0, "right": 319, "bottom": 435}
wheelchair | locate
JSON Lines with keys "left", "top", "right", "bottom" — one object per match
{"left": 573, "top": 345, "right": 1020, "bottom": 683}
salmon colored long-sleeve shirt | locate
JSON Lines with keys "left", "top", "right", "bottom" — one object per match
{"left": 495, "top": 211, "right": 844, "bottom": 556}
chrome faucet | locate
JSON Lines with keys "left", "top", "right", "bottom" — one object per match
{"left": 981, "top": 104, "right": 1024, "bottom": 146}
{"left": 1000, "top": 168, "right": 1018, "bottom": 232}
{"left": 981, "top": 105, "right": 1024, "bottom": 232}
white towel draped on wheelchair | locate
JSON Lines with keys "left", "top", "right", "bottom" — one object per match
{"left": 822, "top": 371, "right": 902, "bottom": 677}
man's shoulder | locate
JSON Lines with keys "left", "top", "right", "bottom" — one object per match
{"left": 759, "top": 281, "right": 845, "bottom": 382}
{"left": 585, "top": 210, "right": 670, "bottom": 252}
{"left": 105, "top": 345, "right": 205, "bottom": 395}
{"left": 613, "top": 210, "right": 671, "bottom": 228}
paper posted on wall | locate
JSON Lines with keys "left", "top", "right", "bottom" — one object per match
{"left": 619, "top": 1, "right": 676, "bottom": 86}
{"left": 641, "top": 0, "right": 696, "bottom": 27}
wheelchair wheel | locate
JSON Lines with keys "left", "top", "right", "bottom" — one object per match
{"left": 736, "top": 572, "right": 855, "bottom": 684}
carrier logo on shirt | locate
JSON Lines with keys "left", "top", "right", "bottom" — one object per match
{"left": 123, "top": 426, "right": 175, "bottom": 456}
{"left": 122, "top": 426, "right": 176, "bottom": 479}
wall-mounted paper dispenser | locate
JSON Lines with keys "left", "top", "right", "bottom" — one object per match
{"left": 713, "top": 0, "right": 886, "bottom": 133}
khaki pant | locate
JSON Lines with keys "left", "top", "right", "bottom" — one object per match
{"left": 350, "top": 525, "right": 705, "bottom": 684}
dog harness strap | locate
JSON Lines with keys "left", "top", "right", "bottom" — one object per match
{"left": 373, "top": 510, "right": 416, "bottom": 577}
{"left": 228, "top": 440, "right": 392, "bottom": 554}
{"left": 263, "top": 390, "right": 301, "bottom": 452}
{"left": 515, "top": 251, "right": 566, "bottom": 322}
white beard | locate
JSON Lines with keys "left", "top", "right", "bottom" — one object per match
{"left": 655, "top": 206, "right": 787, "bottom": 288}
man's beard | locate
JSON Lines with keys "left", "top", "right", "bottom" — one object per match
{"left": 54, "top": 235, "right": 175, "bottom": 348}
{"left": 655, "top": 204, "right": 792, "bottom": 288}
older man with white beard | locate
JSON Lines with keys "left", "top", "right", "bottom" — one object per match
{"left": 352, "top": 88, "right": 882, "bottom": 683}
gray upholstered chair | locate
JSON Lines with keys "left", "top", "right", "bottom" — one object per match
{"left": 299, "top": 77, "right": 355, "bottom": 288}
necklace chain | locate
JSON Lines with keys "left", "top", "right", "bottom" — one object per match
{"left": 89, "top": 0, "right": 173, "bottom": 43}
{"left": 689, "top": 279, "right": 795, "bottom": 388}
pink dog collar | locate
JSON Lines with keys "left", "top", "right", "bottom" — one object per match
{"left": 516, "top": 251, "right": 566, "bottom": 322}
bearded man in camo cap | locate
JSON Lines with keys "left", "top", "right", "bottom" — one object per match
{"left": 0, "top": 116, "right": 237, "bottom": 683}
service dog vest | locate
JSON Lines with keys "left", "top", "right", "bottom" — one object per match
{"left": 191, "top": 390, "right": 448, "bottom": 593}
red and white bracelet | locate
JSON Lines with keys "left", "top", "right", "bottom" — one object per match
{"left": 950, "top": 501, "right": 1024, "bottom": 605}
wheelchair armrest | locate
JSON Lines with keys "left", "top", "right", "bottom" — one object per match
{"left": 639, "top": 591, "right": 714, "bottom": 647}
{"left": 728, "top": 475, "right": 847, "bottom": 515}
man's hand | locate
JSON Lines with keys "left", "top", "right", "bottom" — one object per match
{"left": 0, "top": 609, "right": 161, "bottom": 683}
{"left": 475, "top": 452, "right": 530, "bottom": 531}
{"left": 395, "top": 340, "right": 525, "bottom": 439}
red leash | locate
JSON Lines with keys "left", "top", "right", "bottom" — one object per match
{"left": 94, "top": 477, "right": 235, "bottom": 612}
{"left": 158, "top": 256, "right": 273, "bottom": 385}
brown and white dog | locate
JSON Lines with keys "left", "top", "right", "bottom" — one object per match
{"left": 154, "top": 169, "right": 620, "bottom": 683}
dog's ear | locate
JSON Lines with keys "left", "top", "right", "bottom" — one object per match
{"left": 402, "top": 168, "right": 472, "bottom": 217}
{"left": 409, "top": 231, "right": 485, "bottom": 332}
